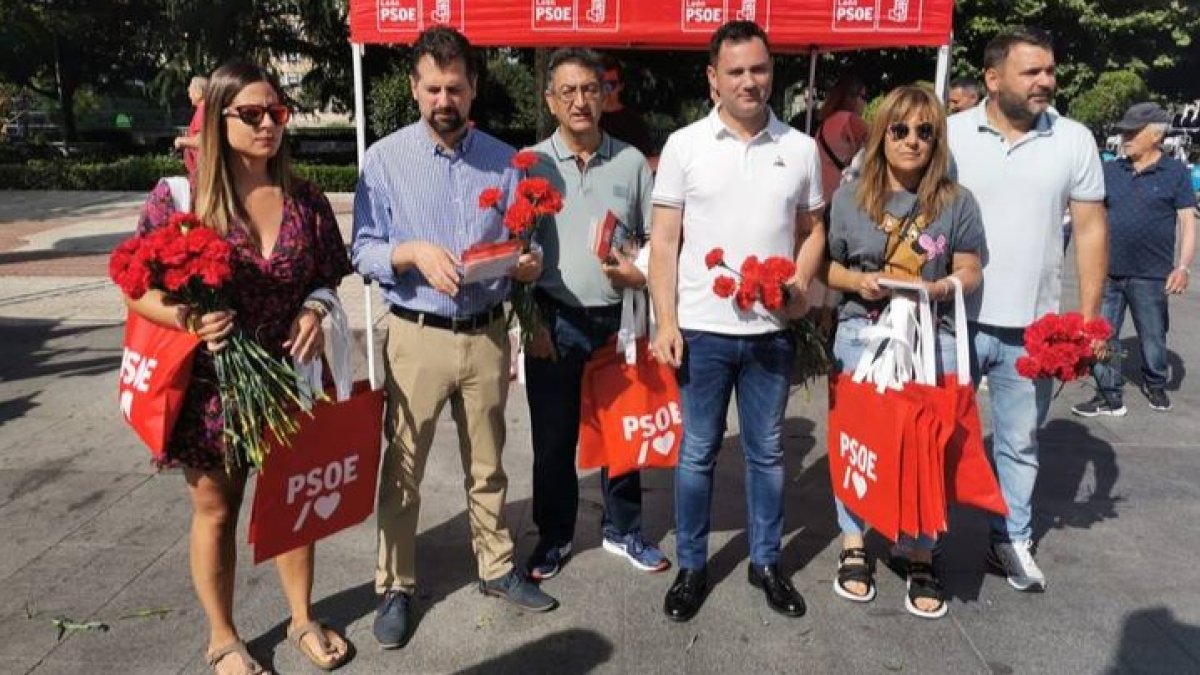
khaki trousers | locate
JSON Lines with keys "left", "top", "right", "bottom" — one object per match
{"left": 375, "top": 313, "right": 514, "bottom": 594}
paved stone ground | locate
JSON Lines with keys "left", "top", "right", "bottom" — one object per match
{"left": 1, "top": 192, "right": 1198, "bottom": 674}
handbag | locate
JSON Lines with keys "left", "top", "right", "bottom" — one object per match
{"left": 248, "top": 291, "right": 386, "bottom": 563}
{"left": 117, "top": 177, "right": 200, "bottom": 458}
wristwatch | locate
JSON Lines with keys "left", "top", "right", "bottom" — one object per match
{"left": 302, "top": 299, "right": 330, "bottom": 318}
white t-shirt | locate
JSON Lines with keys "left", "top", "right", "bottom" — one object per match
{"left": 947, "top": 102, "right": 1104, "bottom": 328}
{"left": 653, "top": 108, "right": 824, "bottom": 335}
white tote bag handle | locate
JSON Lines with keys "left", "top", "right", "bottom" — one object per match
{"left": 162, "top": 176, "right": 190, "bottom": 213}
{"left": 850, "top": 281, "right": 936, "bottom": 392}
{"left": 294, "top": 289, "right": 354, "bottom": 404}
{"left": 946, "top": 276, "right": 970, "bottom": 386}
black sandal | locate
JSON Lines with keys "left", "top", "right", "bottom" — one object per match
{"left": 833, "top": 547, "right": 876, "bottom": 603}
{"left": 905, "top": 561, "right": 947, "bottom": 619}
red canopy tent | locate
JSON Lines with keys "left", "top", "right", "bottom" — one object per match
{"left": 347, "top": 0, "right": 955, "bottom": 160}
{"left": 346, "top": 0, "right": 954, "bottom": 382}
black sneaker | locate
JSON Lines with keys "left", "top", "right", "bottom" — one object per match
{"left": 1071, "top": 395, "right": 1127, "bottom": 418}
{"left": 480, "top": 569, "right": 559, "bottom": 612}
{"left": 1143, "top": 387, "right": 1172, "bottom": 412}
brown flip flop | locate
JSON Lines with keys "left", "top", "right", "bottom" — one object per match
{"left": 206, "top": 640, "right": 269, "bottom": 674}
{"left": 287, "top": 620, "right": 349, "bottom": 671}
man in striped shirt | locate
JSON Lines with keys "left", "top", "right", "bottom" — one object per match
{"left": 351, "top": 27, "right": 556, "bottom": 651}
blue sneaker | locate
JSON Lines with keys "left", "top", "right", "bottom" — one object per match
{"left": 603, "top": 531, "right": 671, "bottom": 572}
{"left": 527, "top": 540, "right": 572, "bottom": 581}
{"left": 372, "top": 589, "right": 412, "bottom": 649}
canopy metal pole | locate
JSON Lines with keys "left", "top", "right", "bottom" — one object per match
{"left": 934, "top": 32, "right": 953, "bottom": 101}
{"left": 805, "top": 49, "right": 819, "bottom": 134}
{"left": 351, "top": 41, "right": 377, "bottom": 390}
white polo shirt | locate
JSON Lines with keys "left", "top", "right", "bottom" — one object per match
{"left": 653, "top": 108, "right": 824, "bottom": 335}
{"left": 948, "top": 102, "right": 1104, "bottom": 328}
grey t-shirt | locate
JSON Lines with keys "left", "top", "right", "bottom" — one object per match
{"left": 828, "top": 182, "right": 985, "bottom": 323}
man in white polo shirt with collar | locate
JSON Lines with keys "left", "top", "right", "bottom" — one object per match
{"left": 649, "top": 20, "right": 825, "bottom": 622}
{"left": 948, "top": 26, "right": 1108, "bottom": 592}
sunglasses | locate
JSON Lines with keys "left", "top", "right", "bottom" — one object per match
{"left": 223, "top": 104, "right": 290, "bottom": 127}
{"left": 887, "top": 122, "right": 935, "bottom": 142}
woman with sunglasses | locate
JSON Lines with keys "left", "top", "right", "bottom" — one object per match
{"left": 823, "top": 85, "right": 985, "bottom": 619}
{"left": 124, "top": 61, "right": 352, "bottom": 673}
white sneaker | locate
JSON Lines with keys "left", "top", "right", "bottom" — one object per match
{"left": 987, "top": 540, "right": 1046, "bottom": 592}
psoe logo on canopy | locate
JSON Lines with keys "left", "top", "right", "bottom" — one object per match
{"left": 681, "top": 0, "right": 772, "bottom": 33}
{"left": 832, "top": 0, "right": 923, "bottom": 32}
{"left": 377, "top": 0, "right": 465, "bottom": 33}
{"left": 531, "top": 0, "right": 620, "bottom": 32}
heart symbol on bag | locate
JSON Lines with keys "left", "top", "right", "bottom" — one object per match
{"left": 313, "top": 492, "right": 341, "bottom": 520}
{"left": 651, "top": 431, "right": 675, "bottom": 456}
{"left": 851, "top": 471, "right": 868, "bottom": 499}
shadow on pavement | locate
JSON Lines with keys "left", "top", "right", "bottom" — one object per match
{"left": 0, "top": 319, "right": 120, "bottom": 425}
{"left": 1103, "top": 606, "right": 1200, "bottom": 673}
{"left": 451, "top": 628, "right": 613, "bottom": 674}
{"left": 1034, "top": 418, "right": 1122, "bottom": 542}
{"left": 1117, "top": 336, "right": 1186, "bottom": 392}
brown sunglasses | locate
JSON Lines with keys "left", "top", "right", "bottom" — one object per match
{"left": 223, "top": 104, "right": 290, "bottom": 127}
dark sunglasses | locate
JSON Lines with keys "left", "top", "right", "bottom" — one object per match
{"left": 223, "top": 104, "right": 290, "bottom": 127}
{"left": 887, "top": 121, "right": 935, "bottom": 142}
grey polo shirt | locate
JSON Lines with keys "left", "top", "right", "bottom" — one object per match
{"left": 528, "top": 130, "right": 654, "bottom": 308}
{"left": 948, "top": 101, "right": 1105, "bottom": 328}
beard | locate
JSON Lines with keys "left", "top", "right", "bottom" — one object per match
{"left": 995, "top": 86, "right": 1052, "bottom": 123}
{"left": 427, "top": 107, "right": 466, "bottom": 134}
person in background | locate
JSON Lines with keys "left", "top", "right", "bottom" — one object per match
{"left": 947, "top": 26, "right": 1108, "bottom": 593}
{"left": 352, "top": 26, "right": 557, "bottom": 652}
{"left": 815, "top": 73, "right": 870, "bottom": 208}
{"left": 649, "top": 20, "right": 825, "bottom": 624}
{"left": 175, "top": 76, "right": 207, "bottom": 178}
{"left": 127, "top": 61, "right": 352, "bottom": 674}
{"left": 599, "top": 54, "right": 658, "bottom": 170}
{"left": 947, "top": 76, "right": 982, "bottom": 113}
{"left": 522, "top": 47, "right": 669, "bottom": 582}
{"left": 1073, "top": 102, "right": 1197, "bottom": 417}
{"left": 824, "top": 85, "right": 984, "bottom": 619}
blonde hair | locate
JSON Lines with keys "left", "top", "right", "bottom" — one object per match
{"left": 195, "top": 61, "right": 291, "bottom": 235}
{"left": 855, "top": 85, "right": 958, "bottom": 224}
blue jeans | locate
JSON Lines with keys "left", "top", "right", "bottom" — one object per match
{"left": 674, "top": 329, "right": 795, "bottom": 570}
{"left": 525, "top": 301, "right": 643, "bottom": 546}
{"left": 970, "top": 322, "right": 1053, "bottom": 544}
{"left": 831, "top": 316, "right": 958, "bottom": 551}
{"left": 1093, "top": 276, "right": 1170, "bottom": 404}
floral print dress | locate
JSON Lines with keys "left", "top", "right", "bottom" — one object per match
{"left": 136, "top": 179, "right": 352, "bottom": 470}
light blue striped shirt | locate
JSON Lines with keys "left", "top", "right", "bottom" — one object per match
{"left": 352, "top": 121, "right": 519, "bottom": 317}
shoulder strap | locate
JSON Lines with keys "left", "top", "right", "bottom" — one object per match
{"left": 817, "top": 119, "right": 849, "bottom": 172}
{"left": 162, "top": 176, "right": 191, "bottom": 213}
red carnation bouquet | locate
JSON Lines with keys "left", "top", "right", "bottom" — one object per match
{"left": 109, "top": 213, "right": 316, "bottom": 471}
{"left": 477, "top": 150, "right": 565, "bottom": 345}
{"left": 1015, "top": 312, "right": 1113, "bottom": 382}
{"left": 704, "top": 247, "right": 831, "bottom": 387}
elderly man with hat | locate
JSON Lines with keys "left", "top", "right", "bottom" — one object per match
{"left": 1073, "top": 102, "right": 1197, "bottom": 417}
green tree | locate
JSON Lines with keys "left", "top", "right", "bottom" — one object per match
{"left": 1069, "top": 70, "right": 1148, "bottom": 131}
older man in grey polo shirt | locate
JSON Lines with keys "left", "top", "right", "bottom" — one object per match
{"left": 522, "top": 47, "right": 669, "bottom": 582}
{"left": 948, "top": 26, "right": 1108, "bottom": 593}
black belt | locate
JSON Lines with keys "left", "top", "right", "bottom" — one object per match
{"left": 390, "top": 304, "right": 503, "bottom": 333}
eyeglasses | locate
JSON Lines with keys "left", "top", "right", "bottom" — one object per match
{"left": 551, "top": 83, "right": 606, "bottom": 103}
{"left": 223, "top": 104, "right": 290, "bottom": 127}
{"left": 887, "top": 121, "right": 935, "bottom": 142}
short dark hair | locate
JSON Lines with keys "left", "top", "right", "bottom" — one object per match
{"left": 709, "top": 20, "right": 770, "bottom": 65}
{"left": 983, "top": 27, "right": 1053, "bottom": 71}
{"left": 949, "top": 76, "right": 981, "bottom": 94}
{"left": 546, "top": 47, "right": 605, "bottom": 88}
{"left": 410, "top": 26, "right": 477, "bottom": 81}
{"left": 600, "top": 54, "right": 623, "bottom": 80}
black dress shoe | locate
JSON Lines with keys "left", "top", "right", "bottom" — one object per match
{"left": 748, "top": 564, "right": 806, "bottom": 617}
{"left": 664, "top": 567, "right": 707, "bottom": 622}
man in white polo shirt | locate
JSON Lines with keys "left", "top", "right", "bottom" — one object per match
{"left": 649, "top": 20, "right": 825, "bottom": 622}
{"left": 947, "top": 26, "right": 1108, "bottom": 592}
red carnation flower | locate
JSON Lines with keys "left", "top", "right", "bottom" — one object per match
{"left": 713, "top": 275, "right": 737, "bottom": 298}
{"left": 705, "top": 248, "right": 725, "bottom": 270}
{"left": 762, "top": 256, "right": 797, "bottom": 285}
{"left": 511, "top": 151, "right": 539, "bottom": 171}
{"left": 478, "top": 187, "right": 504, "bottom": 210}
{"left": 533, "top": 188, "right": 563, "bottom": 216}
{"left": 504, "top": 198, "right": 537, "bottom": 236}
